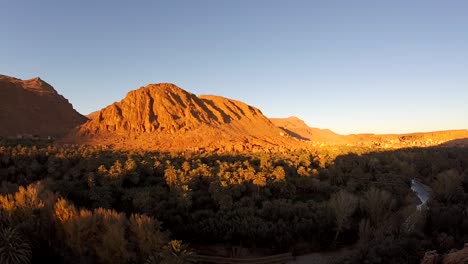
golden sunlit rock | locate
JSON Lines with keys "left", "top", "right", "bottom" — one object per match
{"left": 64, "top": 83, "right": 297, "bottom": 151}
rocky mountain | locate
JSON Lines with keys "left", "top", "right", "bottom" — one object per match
{"left": 66, "top": 82, "right": 468, "bottom": 151}
{"left": 0, "top": 74, "right": 87, "bottom": 138}
{"left": 68, "top": 83, "right": 296, "bottom": 151}
{"left": 5, "top": 74, "right": 462, "bottom": 151}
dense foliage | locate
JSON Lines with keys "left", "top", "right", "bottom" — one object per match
{"left": 0, "top": 139, "right": 467, "bottom": 263}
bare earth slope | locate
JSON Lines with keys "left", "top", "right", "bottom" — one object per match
{"left": 0, "top": 74, "right": 87, "bottom": 138}
{"left": 68, "top": 83, "right": 296, "bottom": 151}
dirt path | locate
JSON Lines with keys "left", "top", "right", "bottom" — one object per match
{"left": 288, "top": 247, "right": 354, "bottom": 264}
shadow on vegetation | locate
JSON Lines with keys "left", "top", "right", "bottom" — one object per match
{"left": 438, "top": 137, "right": 468, "bottom": 147}
{"left": 0, "top": 138, "right": 467, "bottom": 263}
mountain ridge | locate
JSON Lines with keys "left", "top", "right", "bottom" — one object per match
{"left": 1, "top": 74, "right": 467, "bottom": 150}
{"left": 64, "top": 82, "right": 468, "bottom": 151}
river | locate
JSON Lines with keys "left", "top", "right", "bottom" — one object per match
{"left": 411, "top": 179, "right": 431, "bottom": 209}
{"left": 289, "top": 179, "right": 433, "bottom": 264}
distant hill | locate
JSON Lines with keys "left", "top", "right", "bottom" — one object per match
{"left": 0, "top": 74, "right": 87, "bottom": 138}
{"left": 270, "top": 116, "right": 468, "bottom": 149}
{"left": 270, "top": 116, "right": 345, "bottom": 143}
{"left": 86, "top": 111, "right": 100, "bottom": 120}
{"left": 343, "top": 130, "right": 468, "bottom": 148}
{"left": 66, "top": 83, "right": 297, "bottom": 151}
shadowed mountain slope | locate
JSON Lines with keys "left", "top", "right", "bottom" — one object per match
{"left": 0, "top": 74, "right": 87, "bottom": 138}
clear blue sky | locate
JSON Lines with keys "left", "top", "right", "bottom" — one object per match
{"left": 1, "top": 0, "right": 467, "bottom": 134}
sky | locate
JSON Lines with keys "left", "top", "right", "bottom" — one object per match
{"left": 1, "top": 0, "right": 467, "bottom": 134}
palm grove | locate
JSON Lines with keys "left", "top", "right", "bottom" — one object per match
{"left": 0, "top": 138, "right": 467, "bottom": 264}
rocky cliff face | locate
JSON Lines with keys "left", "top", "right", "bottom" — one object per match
{"left": 0, "top": 75, "right": 87, "bottom": 138}
{"left": 72, "top": 83, "right": 294, "bottom": 151}
{"left": 81, "top": 83, "right": 216, "bottom": 134}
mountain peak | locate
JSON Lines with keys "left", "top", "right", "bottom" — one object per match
{"left": 136, "top": 83, "right": 185, "bottom": 94}
{"left": 285, "top": 116, "right": 302, "bottom": 120}
{"left": 0, "top": 74, "right": 57, "bottom": 94}
{"left": 270, "top": 116, "right": 308, "bottom": 128}
{"left": 23, "top": 77, "right": 57, "bottom": 93}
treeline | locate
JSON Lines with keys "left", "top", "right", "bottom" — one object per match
{"left": 0, "top": 141, "right": 467, "bottom": 263}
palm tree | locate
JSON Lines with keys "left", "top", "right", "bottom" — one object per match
{"left": 329, "top": 190, "right": 358, "bottom": 242}
{"left": 162, "top": 240, "right": 194, "bottom": 264}
{"left": 0, "top": 227, "right": 32, "bottom": 264}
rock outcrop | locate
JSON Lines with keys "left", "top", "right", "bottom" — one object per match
{"left": 0, "top": 74, "right": 87, "bottom": 138}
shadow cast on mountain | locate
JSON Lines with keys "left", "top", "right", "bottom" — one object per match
{"left": 278, "top": 127, "right": 310, "bottom": 141}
